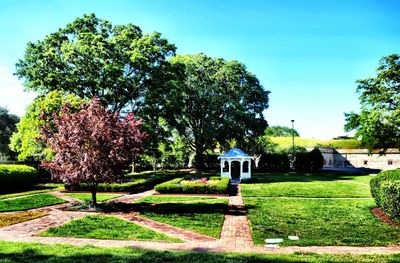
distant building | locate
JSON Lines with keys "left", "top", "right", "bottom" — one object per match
{"left": 317, "top": 147, "right": 400, "bottom": 171}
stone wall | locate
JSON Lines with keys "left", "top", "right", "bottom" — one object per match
{"left": 317, "top": 147, "right": 400, "bottom": 171}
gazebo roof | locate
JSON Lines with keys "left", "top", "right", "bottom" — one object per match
{"left": 218, "top": 147, "right": 253, "bottom": 159}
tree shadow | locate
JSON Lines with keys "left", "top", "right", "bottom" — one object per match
{"left": 0, "top": 246, "right": 337, "bottom": 263}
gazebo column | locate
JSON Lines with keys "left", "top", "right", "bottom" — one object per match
{"left": 220, "top": 159, "right": 224, "bottom": 176}
{"left": 248, "top": 159, "right": 251, "bottom": 179}
{"left": 228, "top": 160, "right": 232, "bottom": 179}
{"left": 240, "top": 159, "right": 244, "bottom": 181}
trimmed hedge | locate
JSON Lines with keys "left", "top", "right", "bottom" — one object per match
{"left": 370, "top": 169, "right": 400, "bottom": 207}
{"left": 155, "top": 177, "right": 230, "bottom": 194}
{"left": 65, "top": 171, "right": 188, "bottom": 193}
{"left": 380, "top": 181, "right": 400, "bottom": 219}
{"left": 294, "top": 148, "right": 324, "bottom": 171}
{"left": 0, "top": 165, "right": 37, "bottom": 190}
{"left": 255, "top": 154, "right": 290, "bottom": 172}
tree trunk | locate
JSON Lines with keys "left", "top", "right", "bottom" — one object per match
{"left": 195, "top": 147, "right": 205, "bottom": 171}
{"left": 91, "top": 183, "right": 98, "bottom": 207}
{"left": 131, "top": 160, "right": 135, "bottom": 173}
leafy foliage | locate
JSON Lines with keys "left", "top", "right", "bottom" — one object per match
{"left": 0, "top": 164, "right": 37, "bottom": 191}
{"left": 163, "top": 54, "right": 269, "bottom": 169}
{"left": 265, "top": 125, "right": 299, "bottom": 137}
{"left": 0, "top": 107, "right": 19, "bottom": 159}
{"left": 294, "top": 148, "right": 324, "bottom": 171}
{"left": 345, "top": 54, "right": 400, "bottom": 150}
{"left": 370, "top": 169, "right": 400, "bottom": 207}
{"left": 40, "top": 99, "right": 146, "bottom": 205}
{"left": 15, "top": 13, "right": 177, "bottom": 114}
{"left": 255, "top": 154, "right": 290, "bottom": 172}
{"left": 9, "top": 91, "right": 86, "bottom": 161}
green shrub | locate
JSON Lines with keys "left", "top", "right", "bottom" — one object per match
{"left": 380, "top": 181, "right": 400, "bottom": 219}
{"left": 256, "top": 154, "right": 289, "bottom": 172}
{"left": 294, "top": 148, "right": 324, "bottom": 172}
{"left": 0, "top": 165, "right": 37, "bottom": 190}
{"left": 155, "top": 177, "right": 230, "bottom": 194}
{"left": 370, "top": 169, "right": 400, "bottom": 207}
{"left": 65, "top": 171, "right": 187, "bottom": 193}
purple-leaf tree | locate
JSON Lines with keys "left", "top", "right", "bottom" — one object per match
{"left": 40, "top": 98, "right": 147, "bottom": 206}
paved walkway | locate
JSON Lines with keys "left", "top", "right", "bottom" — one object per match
{"left": 1, "top": 187, "right": 400, "bottom": 255}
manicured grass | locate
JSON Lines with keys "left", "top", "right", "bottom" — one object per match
{"left": 0, "top": 241, "right": 399, "bottom": 262}
{"left": 64, "top": 193, "right": 122, "bottom": 202}
{"left": 0, "top": 194, "right": 66, "bottom": 212}
{"left": 140, "top": 198, "right": 228, "bottom": 238}
{"left": 270, "top": 136, "right": 363, "bottom": 149}
{"left": 41, "top": 215, "right": 181, "bottom": 242}
{"left": 241, "top": 172, "right": 374, "bottom": 198}
{"left": 137, "top": 195, "right": 220, "bottom": 204}
{"left": 0, "top": 184, "right": 64, "bottom": 200}
{"left": 245, "top": 197, "right": 400, "bottom": 246}
{"left": 0, "top": 211, "right": 47, "bottom": 228}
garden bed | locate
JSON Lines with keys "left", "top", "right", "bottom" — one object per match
{"left": 154, "top": 177, "right": 230, "bottom": 194}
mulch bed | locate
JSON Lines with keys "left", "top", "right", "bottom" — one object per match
{"left": 371, "top": 207, "right": 400, "bottom": 227}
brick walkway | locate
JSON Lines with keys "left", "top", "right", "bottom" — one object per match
{"left": 1, "top": 188, "right": 400, "bottom": 255}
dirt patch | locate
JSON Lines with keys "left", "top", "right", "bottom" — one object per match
{"left": 371, "top": 207, "right": 400, "bottom": 227}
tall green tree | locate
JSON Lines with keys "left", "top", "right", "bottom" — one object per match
{"left": 15, "top": 13, "right": 179, "bottom": 162}
{"left": 265, "top": 125, "right": 299, "bottom": 137}
{"left": 0, "top": 107, "right": 19, "bottom": 159}
{"left": 345, "top": 54, "right": 400, "bottom": 150}
{"left": 164, "top": 54, "right": 269, "bottom": 170}
{"left": 9, "top": 91, "right": 86, "bottom": 161}
{"left": 15, "top": 13, "right": 177, "bottom": 113}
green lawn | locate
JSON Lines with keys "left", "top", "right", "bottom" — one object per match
{"left": 64, "top": 193, "right": 122, "bottom": 202}
{"left": 41, "top": 215, "right": 181, "bottom": 242}
{"left": 0, "top": 194, "right": 66, "bottom": 212}
{"left": 245, "top": 197, "right": 400, "bottom": 246}
{"left": 137, "top": 195, "right": 220, "bottom": 204}
{"left": 0, "top": 241, "right": 399, "bottom": 263}
{"left": 243, "top": 172, "right": 400, "bottom": 246}
{"left": 0, "top": 184, "right": 64, "bottom": 200}
{"left": 270, "top": 136, "right": 363, "bottom": 149}
{"left": 241, "top": 172, "right": 374, "bottom": 198}
{"left": 139, "top": 198, "right": 228, "bottom": 238}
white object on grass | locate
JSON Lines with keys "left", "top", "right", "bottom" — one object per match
{"left": 288, "top": 236, "right": 299, "bottom": 241}
{"left": 265, "top": 238, "right": 284, "bottom": 244}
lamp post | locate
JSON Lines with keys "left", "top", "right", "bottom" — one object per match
{"left": 291, "top": 120, "right": 295, "bottom": 153}
{"left": 290, "top": 120, "right": 295, "bottom": 170}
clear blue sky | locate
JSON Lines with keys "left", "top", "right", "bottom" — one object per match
{"left": 0, "top": 0, "right": 399, "bottom": 139}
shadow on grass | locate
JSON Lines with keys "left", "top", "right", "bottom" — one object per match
{"left": 68, "top": 200, "right": 238, "bottom": 216}
{"left": 0, "top": 247, "right": 323, "bottom": 263}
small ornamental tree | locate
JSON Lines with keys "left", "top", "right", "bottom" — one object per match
{"left": 40, "top": 99, "right": 146, "bottom": 206}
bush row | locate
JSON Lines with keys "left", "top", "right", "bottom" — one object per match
{"left": 255, "top": 154, "right": 290, "bottom": 172}
{"left": 155, "top": 177, "right": 230, "bottom": 194}
{"left": 370, "top": 169, "right": 400, "bottom": 209}
{"left": 294, "top": 148, "right": 324, "bottom": 172}
{"left": 65, "top": 171, "right": 187, "bottom": 193}
{"left": 0, "top": 164, "right": 37, "bottom": 190}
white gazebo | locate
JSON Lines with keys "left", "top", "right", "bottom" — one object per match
{"left": 218, "top": 148, "right": 253, "bottom": 184}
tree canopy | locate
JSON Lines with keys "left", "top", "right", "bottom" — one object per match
{"left": 163, "top": 54, "right": 269, "bottom": 169}
{"left": 265, "top": 125, "right": 299, "bottom": 137}
{"left": 15, "top": 13, "right": 177, "bottom": 113}
{"left": 0, "top": 107, "right": 19, "bottom": 159}
{"left": 41, "top": 99, "right": 146, "bottom": 205}
{"left": 9, "top": 91, "right": 86, "bottom": 161}
{"left": 345, "top": 54, "right": 400, "bottom": 150}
